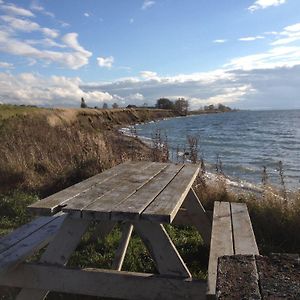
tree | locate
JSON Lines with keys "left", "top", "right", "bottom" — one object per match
{"left": 218, "top": 103, "right": 231, "bottom": 112}
{"left": 174, "top": 98, "right": 189, "bottom": 115}
{"left": 81, "top": 97, "right": 87, "bottom": 108}
{"left": 155, "top": 98, "right": 174, "bottom": 110}
{"left": 102, "top": 102, "right": 108, "bottom": 109}
{"left": 112, "top": 103, "right": 119, "bottom": 109}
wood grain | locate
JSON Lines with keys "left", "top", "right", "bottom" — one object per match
{"left": 16, "top": 215, "right": 90, "bottom": 300}
{"left": 28, "top": 161, "right": 145, "bottom": 215}
{"left": 80, "top": 163, "right": 168, "bottom": 220}
{"left": 2, "top": 264, "right": 207, "bottom": 300}
{"left": 134, "top": 221, "right": 191, "bottom": 278}
{"left": 0, "top": 214, "right": 66, "bottom": 277}
{"left": 231, "top": 203, "right": 259, "bottom": 255}
{"left": 110, "top": 164, "right": 184, "bottom": 221}
{"left": 207, "top": 201, "right": 234, "bottom": 297}
{"left": 141, "top": 164, "right": 200, "bottom": 223}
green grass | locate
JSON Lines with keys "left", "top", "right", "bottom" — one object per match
{"left": 0, "top": 104, "right": 42, "bottom": 121}
{"left": 0, "top": 191, "right": 38, "bottom": 236}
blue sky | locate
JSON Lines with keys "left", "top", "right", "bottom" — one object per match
{"left": 0, "top": 0, "right": 300, "bottom": 109}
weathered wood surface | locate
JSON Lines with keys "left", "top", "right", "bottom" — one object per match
{"left": 0, "top": 214, "right": 65, "bottom": 277}
{"left": 112, "top": 223, "right": 133, "bottom": 271}
{"left": 207, "top": 201, "right": 259, "bottom": 298}
{"left": 1, "top": 264, "right": 207, "bottom": 300}
{"left": 28, "top": 162, "right": 202, "bottom": 224}
{"left": 80, "top": 163, "right": 168, "bottom": 220}
{"left": 141, "top": 164, "right": 200, "bottom": 223}
{"left": 180, "top": 188, "right": 211, "bottom": 245}
{"left": 0, "top": 215, "right": 62, "bottom": 254}
{"left": 16, "top": 215, "right": 90, "bottom": 300}
{"left": 134, "top": 221, "right": 191, "bottom": 278}
{"left": 207, "top": 202, "right": 233, "bottom": 297}
{"left": 28, "top": 161, "right": 146, "bottom": 215}
{"left": 62, "top": 162, "right": 160, "bottom": 217}
{"left": 110, "top": 164, "right": 184, "bottom": 221}
{"left": 231, "top": 203, "right": 259, "bottom": 255}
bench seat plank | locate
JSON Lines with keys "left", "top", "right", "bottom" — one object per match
{"left": 0, "top": 214, "right": 66, "bottom": 276}
{"left": 110, "top": 164, "right": 184, "bottom": 221}
{"left": 141, "top": 164, "right": 200, "bottom": 223}
{"left": 62, "top": 162, "right": 156, "bottom": 217}
{"left": 28, "top": 161, "right": 145, "bottom": 215}
{"left": 231, "top": 203, "right": 259, "bottom": 255}
{"left": 0, "top": 216, "right": 60, "bottom": 254}
{"left": 81, "top": 163, "right": 168, "bottom": 220}
{"left": 207, "top": 201, "right": 234, "bottom": 297}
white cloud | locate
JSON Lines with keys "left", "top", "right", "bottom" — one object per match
{"left": 97, "top": 56, "right": 114, "bottom": 68}
{"left": 142, "top": 0, "right": 155, "bottom": 10}
{"left": 248, "top": 0, "right": 286, "bottom": 12}
{"left": 0, "top": 15, "right": 59, "bottom": 38}
{"left": 239, "top": 35, "right": 265, "bottom": 41}
{"left": 0, "top": 3, "right": 34, "bottom": 17}
{"left": 26, "top": 38, "right": 66, "bottom": 48}
{"left": 129, "top": 93, "right": 144, "bottom": 101}
{"left": 0, "top": 61, "right": 13, "bottom": 68}
{"left": 213, "top": 39, "right": 227, "bottom": 43}
{"left": 271, "top": 22, "right": 300, "bottom": 45}
{"left": 84, "top": 12, "right": 90, "bottom": 17}
{"left": 0, "top": 73, "right": 113, "bottom": 106}
{"left": 225, "top": 46, "right": 300, "bottom": 70}
{"left": 129, "top": 18, "right": 134, "bottom": 24}
{"left": 0, "top": 30, "right": 92, "bottom": 69}
{"left": 30, "top": 1, "right": 55, "bottom": 18}
{"left": 140, "top": 70, "right": 158, "bottom": 79}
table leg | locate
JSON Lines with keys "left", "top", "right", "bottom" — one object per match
{"left": 134, "top": 221, "right": 191, "bottom": 278}
{"left": 91, "top": 220, "right": 116, "bottom": 241}
{"left": 16, "top": 216, "right": 90, "bottom": 300}
{"left": 181, "top": 188, "right": 212, "bottom": 245}
{"left": 112, "top": 222, "right": 133, "bottom": 271}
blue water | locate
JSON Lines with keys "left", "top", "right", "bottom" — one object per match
{"left": 135, "top": 110, "right": 300, "bottom": 189}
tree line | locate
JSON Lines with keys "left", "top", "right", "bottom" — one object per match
{"left": 80, "top": 97, "right": 232, "bottom": 114}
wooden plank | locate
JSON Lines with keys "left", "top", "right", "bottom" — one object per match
{"left": 111, "top": 164, "right": 184, "bottom": 221}
{"left": 141, "top": 164, "right": 200, "bottom": 223}
{"left": 28, "top": 161, "right": 144, "bottom": 215}
{"left": 16, "top": 215, "right": 91, "bottom": 300}
{"left": 0, "top": 215, "right": 62, "bottom": 254}
{"left": 1, "top": 264, "right": 207, "bottom": 300}
{"left": 0, "top": 214, "right": 66, "bottom": 277}
{"left": 207, "top": 202, "right": 234, "bottom": 297}
{"left": 62, "top": 161, "right": 156, "bottom": 217}
{"left": 230, "top": 203, "right": 259, "bottom": 255}
{"left": 112, "top": 223, "right": 133, "bottom": 271}
{"left": 91, "top": 220, "right": 116, "bottom": 241}
{"left": 182, "top": 188, "right": 212, "bottom": 245}
{"left": 81, "top": 163, "right": 169, "bottom": 220}
{"left": 134, "top": 221, "right": 191, "bottom": 278}
{"left": 172, "top": 208, "right": 195, "bottom": 226}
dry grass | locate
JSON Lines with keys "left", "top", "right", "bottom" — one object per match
{"left": 0, "top": 109, "right": 152, "bottom": 197}
{"left": 193, "top": 172, "right": 300, "bottom": 254}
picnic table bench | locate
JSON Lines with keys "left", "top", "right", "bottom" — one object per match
{"left": 0, "top": 161, "right": 212, "bottom": 300}
{"left": 0, "top": 161, "right": 260, "bottom": 299}
{"left": 207, "top": 201, "right": 259, "bottom": 299}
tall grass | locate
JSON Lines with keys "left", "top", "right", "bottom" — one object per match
{"left": 0, "top": 113, "right": 151, "bottom": 196}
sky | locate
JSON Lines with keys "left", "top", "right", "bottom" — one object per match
{"left": 0, "top": 0, "right": 300, "bottom": 110}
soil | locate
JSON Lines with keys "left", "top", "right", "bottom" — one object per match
{"left": 217, "top": 254, "right": 300, "bottom": 299}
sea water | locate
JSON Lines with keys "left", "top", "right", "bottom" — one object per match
{"left": 134, "top": 110, "right": 300, "bottom": 189}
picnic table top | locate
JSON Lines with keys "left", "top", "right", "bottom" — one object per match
{"left": 28, "top": 161, "right": 200, "bottom": 223}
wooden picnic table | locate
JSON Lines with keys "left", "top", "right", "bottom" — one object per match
{"left": 4, "top": 161, "right": 212, "bottom": 300}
